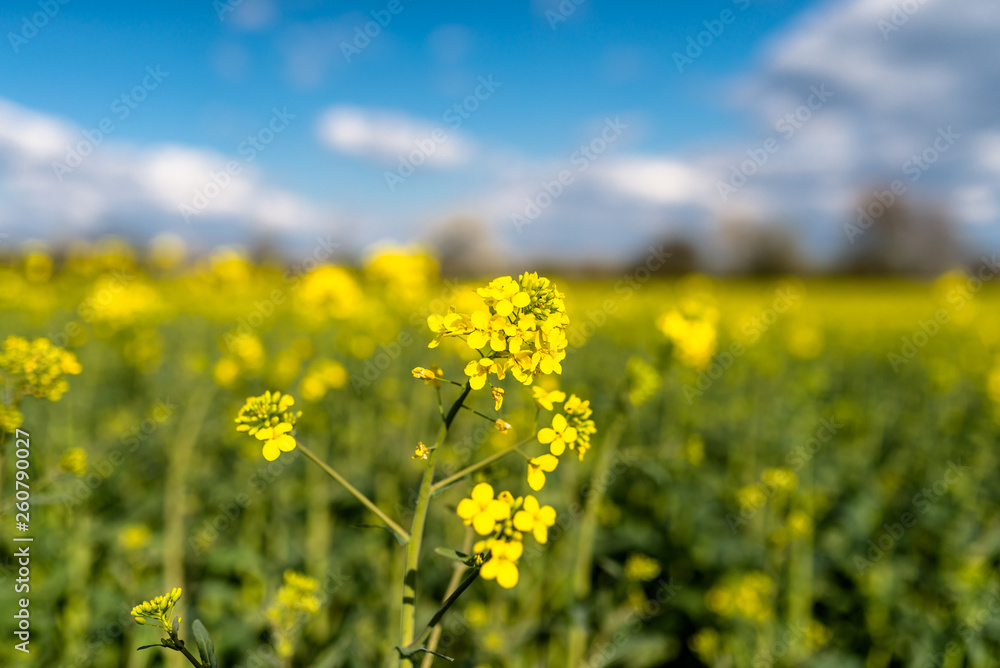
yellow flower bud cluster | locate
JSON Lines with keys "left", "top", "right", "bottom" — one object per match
{"left": 131, "top": 587, "right": 183, "bottom": 633}
{"left": 235, "top": 391, "right": 302, "bottom": 461}
{"left": 456, "top": 483, "right": 556, "bottom": 589}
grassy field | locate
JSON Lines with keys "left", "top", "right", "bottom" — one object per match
{"left": 2, "top": 241, "right": 999, "bottom": 667}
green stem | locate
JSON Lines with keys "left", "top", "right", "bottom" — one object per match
{"left": 419, "top": 530, "right": 475, "bottom": 668}
{"left": 400, "top": 382, "right": 471, "bottom": 666}
{"left": 567, "top": 412, "right": 628, "bottom": 667}
{"left": 430, "top": 435, "right": 536, "bottom": 494}
{"left": 297, "top": 442, "right": 411, "bottom": 543}
{"left": 167, "top": 631, "right": 206, "bottom": 668}
{"left": 459, "top": 404, "right": 499, "bottom": 423}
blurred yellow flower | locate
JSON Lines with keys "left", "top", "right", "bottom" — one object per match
{"left": 59, "top": 448, "right": 87, "bottom": 477}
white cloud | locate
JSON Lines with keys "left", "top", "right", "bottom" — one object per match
{"left": 592, "top": 158, "right": 711, "bottom": 205}
{"left": 317, "top": 106, "right": 473, "bottom": 167}
{"left": 0, "top": 98, "right": 331, "bottom": 240}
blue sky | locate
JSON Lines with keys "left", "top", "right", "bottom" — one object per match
{"left": 1, "top": 0, "right": 997, "bottom": 264}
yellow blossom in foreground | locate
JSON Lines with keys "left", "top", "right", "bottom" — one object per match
{"left": 526, "top": 454, "right": 558, "bottom": 491}
{"left": 411, "top": 364, "right": 443, "bottom": 387}
{"left": 513, "top": 495, "right": 556, "bottom": 544}
{"left": 532, "top": 386, "right": 566, "bottom": 411}
{"left": 538, "top": 413, "right": 577, "bottom": 456}
{"left": 457, "top": 482, "right": 511, "bottom": 535}
{"left": 478, "top": 539, "right": 523, "bottom": 589}
{"left": 412, "top": 442, "right": 429, "bottom": 460}
{"left": 494, "top": 419, "right": 511, "bottom": 433}
{"left": 491, "top": 386, "right": 505, "bottom": 411}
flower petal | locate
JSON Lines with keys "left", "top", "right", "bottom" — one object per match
{"left": 262, "top": 441, "right": 280, "bottom": 461}
{"left": 457, "top": 498, "right": 479, "bottom": 520}
{"left": 496, "top": 561, "right": 519, "bottom": 588}
{"left": 473, "top": 512, "right": 496, "bottom": 536}
{"left": 513, "top": 510, "right": 533, "bottom": 532}
{"left": 537, "top": 428, "right": 556, "bottom": 444}
{"left": 471, "top": 482, "right": 494, "bottom": 504}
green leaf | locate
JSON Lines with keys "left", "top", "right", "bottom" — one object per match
{"left": 353, "top": 523, "right": 409, "bottom": 545}
{"left": 434, "top": 547, "right": 469, "bottom": 562}
{"left": 192, "top": 619, "right": 218, "bottom": 668}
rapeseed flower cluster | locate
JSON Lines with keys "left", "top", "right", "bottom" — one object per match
{"left": 267, "top": 570, "right": 321, "bottom": 659}
{"left": 427, "top": 273, "right": 570, "bottom": 389}
{"left": 656, "top": 293, "right": 719, "bottom": 370}
{"left": 705, "top": 572, "right": 774, "bottom": 622}
{"left": 234, "top": 391, "right": 302, "bottom": 461}
{"left": 131, "top": 587, "right": 183, "bottom": 633}
{"left": 457, "top": 483, "right": 556, "bottom": 589}
{"left": 0, "top": 336, "right": 82, "bottom": 431}
{"left": 527, "top": 390, "right": 597, "bottom": 489}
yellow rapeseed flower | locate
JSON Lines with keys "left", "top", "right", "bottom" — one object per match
{"left": 457, "top": 482, "right": 511, "bottom": 535}
{"left": 478, "top": 538, "right": 523, "bottom": 589}
{"left": 234, "top": 391, "right": 302, "bottom": 461}
{"left": 537, "top": 413, "right": 578, "bottom": 456}
{"left": 513, "top": 495, "right": 556, "bottom": 544}
{"left": 526, "top": 454, "right": 558, "bottom": 491}
{"left": 532, "top": 386, "right": 566, "bottom": 411}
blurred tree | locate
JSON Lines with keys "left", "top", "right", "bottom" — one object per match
{"left": 838, "top": 190, "right": 962, "bottom": 276}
